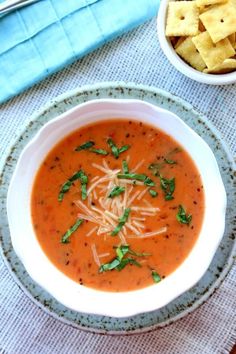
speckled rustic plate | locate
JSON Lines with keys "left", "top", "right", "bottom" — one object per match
{"left": 0, "top": 82, "right": 235, "bottom": 335}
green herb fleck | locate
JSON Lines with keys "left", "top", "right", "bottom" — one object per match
{"left": 107, "top": 138, "right": 130, "bottom": 159}
{"left": 160, "top": 176, "right": 175, "bottom": 201}
{"left": 78, "top": 170, "right": 88, "bottom": 200}
{"left": 75, "top": 141, "right": 95, "bottom": 151}
{"left": 176, "top": 205, "right": 192, "bottom": 225}
{"left": 144, "top": 177, "right": 155, "bottom": 186}
{"left": 89, "top": 148, "right": 109, "bottom": 155}
{"left": 111, "top": 208, "right": 130, "bottom": 236}
{"left": 58, "top": 170, "right": 88, "bottom": 202}
{"left": 58, "top": 180, "right": 73, "bottom": 202}
{"left": 116, "top": 258, "right": 141, "bottom": 271}
{"left": 149, "top": 189, "right": 158, "bottom": 197}
{"left": 164, "top": 158, "right": 176, "bottom": 165}
{"left": 151, "top": 270, "right": 161, "bottom": 283}
{"left": 108, "top": 186, "right": 125, "bottom": 198}
{"left": 122, "top": 160, "right": 129, "bottom": 174}
{"left": 117, "top": 173, "right": 155, "bottom": 186}
{"left": 118, "top": 145, "right": 130, "bottom": 154}
{"left": 149, "top": 147, "right": 182, "bottom": 176}
{"left": 61, "top": 219, "right": 83, "bottom": 243}
{"left": 99, "top": 244, "right": 149, "bottom": 273}
{"left": 148, "top": 163, "right": 163, "bottom": 177}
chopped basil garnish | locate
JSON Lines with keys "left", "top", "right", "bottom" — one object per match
{"left": 89, "top": 148, "right": 108, "bottom": 155}
{"left": 58, "top": 180, "right": 73, "bottom": 202}
{"left": 148, "top": 163, "right": 162, "bottom": 177}
{"left": 122, "top": 160, "right": 129, "bottom": 174}
{"left": 99, "top": 258, "right": 120, "bottom": 272}
{"left": 107, "top": 138, "right": 130, "bottom": 159}
{"left": 108, "top": 186, "right": 125, "bottom": 198}
{"left": 118, "top": 145, "right": 130, "bottom": 154}
{"left": 78, "top": 170, "right": 88, "bottom": 200}
{"left": 111, "top": 208, "right": 130, "bottom": 236}
{"left": 116, "top": 258, "right": 141, "bottom": 271}
{"left": 75, "top": 141, "right": 95, "bottom": 151}
{"left": 160, "top": 176, "right": 175, "bottom": 201}
{"left": 61, "top": 219, "right": 83, "bottom": 243}
{"left": 151, "top": 270, "right": 161, "bottom": 283}
{"left": 149, "top": 147, "right": 182, "bottom": 176}
{"left": 58, "top": 170, "right": 88, "bottom": 202}
{"left": 164, "top": 158, "right": 176, "bottom": 165}
{"left": 176, "top": 205, "right": 192, "bottom": 225}
{"left": 117, "top": 173, "right": 155, "bottom": 186}
{"left": 149, "top": 189, "right": 158, "bottom": 197}
{"left": 144, "top": 177, "right": 155, "bottom": 187}
{"left": 99, "top": 244, "right": 149, "bottom": 273}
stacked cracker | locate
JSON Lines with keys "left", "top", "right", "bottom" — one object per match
{"left": 166, "top": 0, "right": 236, "bottom": 73}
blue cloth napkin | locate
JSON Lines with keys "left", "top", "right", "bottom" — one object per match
{"left": 0, "top": 0, "right": 159, "bottom": 104}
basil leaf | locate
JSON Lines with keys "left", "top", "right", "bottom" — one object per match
{"left": 164, "top": 158, "right": 176, "bottom": 165}
{"left": 58, "top": 180, "right": 72, "bottom": 202}
{"left": 116, "top": 258, "right": 141, "bottom": 271}
{"left": 118, "top": 145, "right": 130, "bottom": 154}
{"left": 99, "top": 258, "right": 120, "bottom": 273}
{"left": 107, "top": 138, "right": 119, "bottom": 158}
{"left": 107, "top": 138, "right": 130, "bottom": 159}
{"left": 160, "top": 176, "right": 175, "bottom": 201}
{"left": 77, "top": 170, "right": 88, "bottom": 200}
{"left": 99, "top": 244, "right": 150, "bottom": 273}
{"left": 176, "top": 205, "right": 192, "bottom": 225}
{"left": 122, "top": 160, "right": 129, "bottom": 174}
{"left": 152, "top": 270, "right": 161, "bottom": 283}
{"left": 118, "top": 173, "right": 146, "bottom": 181}
{"left": 118, "top": 173, "right": 155, "bottom": 188}
{"left": 61, "top": 219, "right": 83, "bottom": 243}
{"left": 144, "top": 177, "right": 155, "bottom": 186}
{"left": 115, "top": 245, "right": 129, "bottom": 260}
{"left": 58, "top": 170, "right": 86, "bottom": 202}
{"left": 89, "top": 148, "right": 109, "bottom": 156}
{"left": 148, "top": 163, "right": 163, "bottom": 177}
{"left": 111, "top": 208, "right": 130, "bottom": 236}
{"left": 75, "top": 141, "right": 95, "bottom": 151}
{"left": 108, "top": 186, "right": 125, "bottom": 198}
{"left": 149, "top": 189, "right": 158, "bottom": 197}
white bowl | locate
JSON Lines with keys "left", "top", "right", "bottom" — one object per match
{"left": 7, "top": 99, "right": 226, "bottom": 317}
{"left": 157, "top": 0, "right": 236, "bottom": 85}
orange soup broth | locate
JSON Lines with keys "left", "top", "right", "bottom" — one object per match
{"left": 31, "top": 119, "right": 204, "bottom": 292}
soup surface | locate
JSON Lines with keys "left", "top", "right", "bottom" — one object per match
{"left": 31, "top": 119, "right": 204, "bottom": 292}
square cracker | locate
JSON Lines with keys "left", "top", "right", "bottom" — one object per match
{"left": 166, "top": 1, "right": 199, "bottom": 36}
{"left": 228, "top": 33, "right": 236, "bottom": 48}
{"left": 203, "top": 58, "right": 236, "bottom": 73}
{"left": 174, "top": 36, "right": 187, "bottom": 49}
{"left": 176, "top": 37, "right": 206, "bottom": 70}
{"left": 200, "top": 2, "right": 236, "bottom": 43}
{"left": 192, "top": 31, "right": 235, "bottom": 68}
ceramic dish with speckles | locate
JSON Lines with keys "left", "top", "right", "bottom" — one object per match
{"left": 6, "top": 98, "right": 227, "bottom": 318}
{"left": 0, "top": 83, "right": 235, "bottom": 333}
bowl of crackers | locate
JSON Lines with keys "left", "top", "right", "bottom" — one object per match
{"left": 157, "top": 0, "right": 236, "bottom": 84}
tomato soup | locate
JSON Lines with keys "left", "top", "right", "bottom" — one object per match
{"left": 31, "top": 119, "right": 204, "bottom": 292}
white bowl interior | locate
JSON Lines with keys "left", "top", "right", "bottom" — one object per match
{"left": 157, "top": 0, "right": 236, "bottom": 85}
{"left": 7, "top": 99, "right": 226, "bottom": 317}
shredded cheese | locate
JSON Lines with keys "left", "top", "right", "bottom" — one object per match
{"left": 130, "top": 159, "right": 145, "bottom": 173}
{"left": 74, "top": 162, "right": 166, "bottom": 242}
{"left": 128, "top": 227, "right": 167, "bottom": 238}
{"left": 91, "top": 243, "right": 101, "bottom": 266}
{"left": 86, "top": 226, "right": 98, "bottom": 237}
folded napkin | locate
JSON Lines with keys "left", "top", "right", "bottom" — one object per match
{"left": 0, "top": 0, "right": 159, "bottom": 104}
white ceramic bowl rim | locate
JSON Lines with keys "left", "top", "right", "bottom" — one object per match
{"left": 7, "top": 98, "right": 227, "bottom": 317}
{"left": 157, "top": 0, "right": 236, "bottom": 85}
